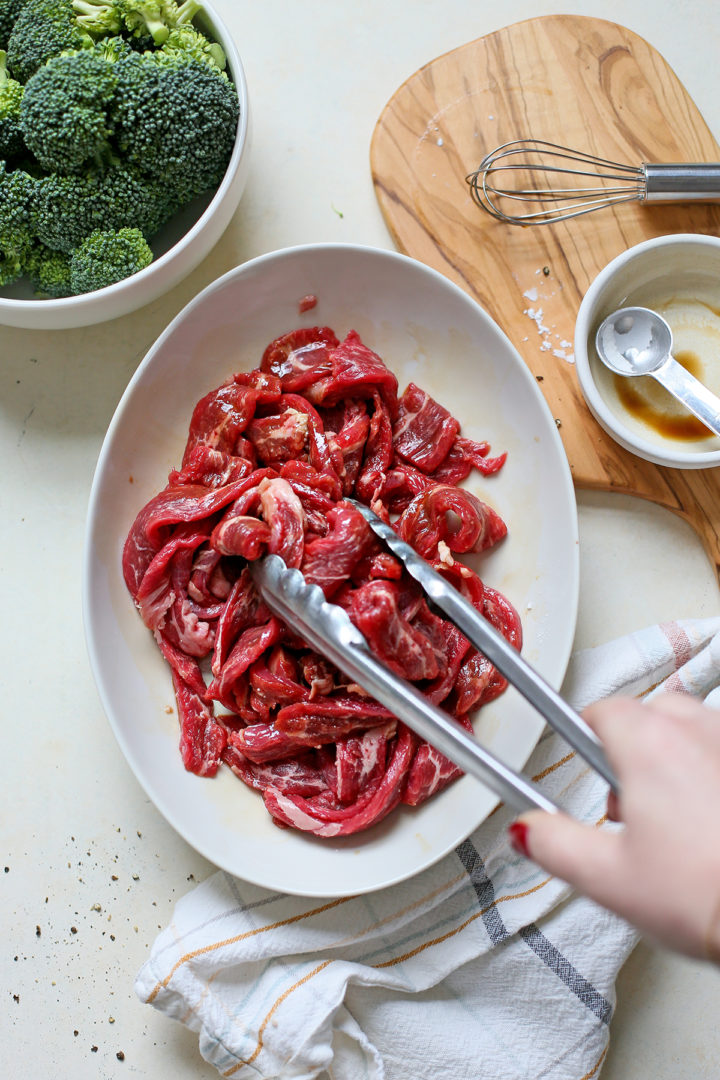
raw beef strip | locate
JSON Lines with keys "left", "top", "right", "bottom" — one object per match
{"left": 263, "top": 726, "right": 416, "bottom": 837}
{"left": 172, "top": 670, "right": 227, "bottom": 777}
{"left": 350, "top": 581, "right": 443, "bottom": 682}
{"left": 260, "top": 327, "right": 339, "bottom": 392}
{"left": 246, "top": 408, "right": 310, "bottom": 465}
{"left": 222, "top": 743, "right": 331, "bottom": 797}
{"left": 301, "top": 505, "right": 375, "bottom": 596}
{"left": 335, "top": 723, "right": 393, "bottom": 804}
{"left": 397, "top": 483, "right": 507, "bottom": 558}
{"left": 393, "top": 382, "right": 459, "bottom": 473}
{"left": 182, "top": 373, "right": 281, "bottom": 466}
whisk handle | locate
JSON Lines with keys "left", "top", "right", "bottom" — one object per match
{"left": 644, "top": 163, "right": 720, "bottom": 201}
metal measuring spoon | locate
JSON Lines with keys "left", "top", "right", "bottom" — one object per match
{"left": 595, "top": 306, "right": 720, "bottom": 437}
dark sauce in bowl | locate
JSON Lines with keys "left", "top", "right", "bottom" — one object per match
{"left": 613, "top": 349, "right": 716, "bottom": 440}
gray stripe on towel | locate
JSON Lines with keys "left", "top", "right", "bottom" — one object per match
{"left": 147, "top": 876, "right": 284, "bottom": 966}
{"left": 520, "top": 923, "right": 613, "bottom": 1024}
{"left": 455, "top": 839, "right": 510, "bottom": 945}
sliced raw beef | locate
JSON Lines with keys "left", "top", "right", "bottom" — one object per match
{"left": 123, "top": 325, "right": 519, "bottom": 836}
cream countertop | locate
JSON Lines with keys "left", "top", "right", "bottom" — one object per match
{"left": 2, "top": 1, "right": 719, "bottom": 1076}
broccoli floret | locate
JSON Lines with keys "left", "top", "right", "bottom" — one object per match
{"left": 69, "top": 225, "right": 152, "bottom": 292}
{"left": 93, "top": 33, "right": 133, "bottom": 61}
{"left": 0, "top": 163, "right": 36, "bottom": 284}
{"left": 113, "top": 53, "right": 238, "bottom": 203}
{"left": 71, "top": 0, "right": 120, "bottom": 36}
{"left": 0, "top": 48, "right": 24, "bottom": 159}
{"left": 6, "top": 0, "right": 93, "bottom": 82}
{"left": 0, "top": 0, "right": 31, "bottom": 52}
{"left": 155, "top": 24, "right": 225, "bottom": 71}
{"left": 32, "top": 163, "right": 177, "bottom": 251}
{"left": 20, "top": 50, "right": 117, "bottom": 173}
{"left": 114, "top": 1, "right": 203, "bottom": 46}
{"left": 27, "top": 241, "right": 72, "bottom": 296}
{"left": 30, "top": 172, "right": 99, "bottom": 251}
{"left": 116, "top": 1, "right": 174, "bottom": 46}
{"left": 96, "top": 162, "right": 178, "bottom": 236}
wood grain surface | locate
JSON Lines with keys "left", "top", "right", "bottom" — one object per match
{"left": 370, "top": 13, "right": 720, "bottom": 576}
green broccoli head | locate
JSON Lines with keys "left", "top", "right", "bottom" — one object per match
{"left": 113, "top": 53, "right": 238, "bottom": 204}
{"left": 92, "top": 33, "right": 133, "bottom": 62}
{"left": 71, "top": 0, "right": 121, "bottom": 37}
{"left": 0, "top": 163, "right": 36, "bottom": 285}
{"left": 6, "top": 0, "right": 93, "bottom": 82}
{"left": 32, "top": 163, "right": 178, "bottom": 251}
{"left": 0, "top": 48, "right": 24, "bottom": 159}
{"left": 0, "top": 0, "right": 31, "bottom": 52}
{"left": 20, "top": 49, "right": 118, "bottom": 173}
{"left": 27, "top": 241, "right": 72, "bottom": 296}
{"left": 69, "top": 225, "right": 153, "bottom": 292}
{"left": 32, "top": 171, "right": 103, "bottom": 250}
{"left": 116, "top": 1, "right": 177, "bottom": 46}
{"left": 155, "top": 24, "right": 226, "bottom": 71}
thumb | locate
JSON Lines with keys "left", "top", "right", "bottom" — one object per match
{"left": 509, "top": 810, "right": 623, "bottom": 906}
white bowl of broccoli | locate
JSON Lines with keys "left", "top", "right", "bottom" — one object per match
{"left": 0, "top": 0, "right": 250, "bottom": 329}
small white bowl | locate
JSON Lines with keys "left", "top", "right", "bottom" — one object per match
{"left": 574, "top": 234, "right": 720, "bottom": 470}
{"left": 0, "top": 1, "right": 250, "bottom": 330}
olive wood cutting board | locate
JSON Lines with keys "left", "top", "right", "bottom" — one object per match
{"left": 370, "top": 14, "right": 720, "bottom": 577}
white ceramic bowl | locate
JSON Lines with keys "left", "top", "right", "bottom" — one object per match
{"left": 83, "top": 243, "right": 579, "bottom": 895}
{"left": 0, "top": 1, "right": 250, "bottom": 331}
{"left": 575, "top": 234, "right": 720, "bottom": 469}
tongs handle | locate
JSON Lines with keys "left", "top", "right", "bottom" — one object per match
{"left": 251, "top": 556, "right": 560, "bottom": 816}
{"left": 423, "top": 577, "right": 617, "bottom": 789}
{"left": 349, "top": 501, "right": 618, "bottom": 793}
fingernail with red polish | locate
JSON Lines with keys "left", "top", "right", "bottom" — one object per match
{"left": 508, "top": 821, "right": 531, "bottom": 857}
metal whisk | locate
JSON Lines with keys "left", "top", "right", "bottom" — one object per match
{"left": 466, "top": 139, "right": 720, "bottom": 226}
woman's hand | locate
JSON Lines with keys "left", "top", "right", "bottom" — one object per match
{"left": 509, "top": 692, "right": 720, "bottom": 960}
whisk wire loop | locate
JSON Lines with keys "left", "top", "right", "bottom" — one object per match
{"left": 466, "top": 138, "right": 647, "bottom": 225}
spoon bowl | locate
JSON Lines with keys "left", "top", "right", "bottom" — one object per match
{"left": 595, "top": 306, "right": 673, "bottom": 376}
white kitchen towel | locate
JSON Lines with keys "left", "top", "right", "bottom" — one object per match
{"left": 136, "top": 616, "right": 720, "bottom": 1080}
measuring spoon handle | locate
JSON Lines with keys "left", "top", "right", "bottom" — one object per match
{"left": 653, "top": 356, "right": 720, "bottom": 437}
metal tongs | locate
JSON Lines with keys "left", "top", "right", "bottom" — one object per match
{"left": 250, "top": 501, "right": 618, "bottom": 815}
